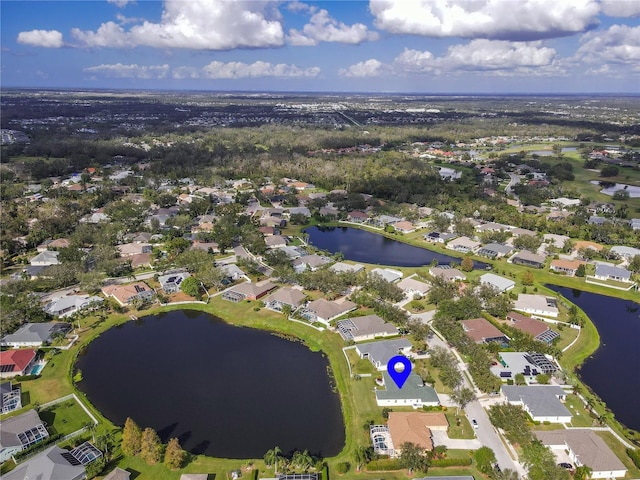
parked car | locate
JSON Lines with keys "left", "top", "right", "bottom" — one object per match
{"left": 558, "top": 463, "right": 573, "bottom": 470}
{"left": 472, "top": 418, "right": 479, "bottom": 429}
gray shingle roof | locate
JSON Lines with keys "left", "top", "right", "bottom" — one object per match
{"left": 2, "top": 445, "right": 86, "bottom": 480}
{"left": 594, "top": 264, "right": 631, "bottom": 281}
{"left": 356, "top": 339, "right": 412, "bottom": 367}
{"left": 501, "top": 385, "right": 571, "bottom": 419}
{"left": 375, "top": 372, "right": 439, "bottom": 403}
{"left": 1, "top": 322, "right": 69, "bottom": 345}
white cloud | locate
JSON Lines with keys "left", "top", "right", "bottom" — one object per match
{"left": 84, "top": 63, "right": 170, "bottom": 79}
{"left": 577, "top": 24, "right": 640, "bottom": 72}
{"left": 600, "top": 0, "right": 640, "bottom": 17}
{"left": 172, "top": 66, "right": 200, "bottom": 80}
{"left": 393, "top": 48, "right": 436, "bottom": 73}
{"left": 369, "top": 0, "right": 600, "bottom": 40}
{"left": 72, "top": 0, "right": 284, "bottom": 50}
{"left": 108, "top": 0, "right": 135, "bottom": 7}
{"left": 16, "top": 29, "right": 64, "bottom": 48}
{"left": 288, "top": 8, "right": 379, "bottom": 45}
{"left": 339, "top": 58, "right": 385, "bottom": 77}
{"left": 201, "top": 60, "right": 320, "bottom": 78}
{"left": 442, "top": 39, "right": 557, "bottom": 71}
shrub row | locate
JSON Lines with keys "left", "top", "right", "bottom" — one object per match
{"left": 627, "top": 448, "right": 640, "bottom": 469}
{"left": 431, "top": 457, "right": 472, "bottom": 467}
{"left": 365, "top": 459, "right": 401, "bottom": 471}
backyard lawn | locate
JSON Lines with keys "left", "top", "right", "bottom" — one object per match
{"left": 39, "top": 398, "right": 94, "bottom": 437}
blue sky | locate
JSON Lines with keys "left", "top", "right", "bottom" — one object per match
{"left": 2, "top": 0, "right": 639, "bottom": 93}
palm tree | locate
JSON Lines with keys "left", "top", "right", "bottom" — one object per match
{"left": 574, "top": 465, "right": 593, "bottom": 480}
{"left": 264, "top": 446, "right": 282, "bottom": 473}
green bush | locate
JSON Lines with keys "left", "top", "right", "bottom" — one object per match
{"left": 335, "top": 462, "right": 350, "bottom": 474}
{"left": 627, "top": 448, "right": 640, "bottom": 469}
{"left": 366, "top": 459, "right": 401, "bottom": 471}
{"left": 431, "top": 457, "right": 472, "bottom": 467}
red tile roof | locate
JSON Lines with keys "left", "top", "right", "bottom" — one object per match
{"left": 0, "top": 349, "right": 36, "bottom": 373}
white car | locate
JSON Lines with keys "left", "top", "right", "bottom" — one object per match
{"left": 471, "top": 418, "right": 479, "bottom": 429}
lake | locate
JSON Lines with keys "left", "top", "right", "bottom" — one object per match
{"left": 75, "top": 310, "right": 345, "bottom": 458}
{"left": 548, "top": 285, "right": 640, "bottom": 431}
{"left": 306, "top": 226, "right": 487, "bottom": 268}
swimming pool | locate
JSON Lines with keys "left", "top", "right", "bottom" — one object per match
{"left": 30, "top": 364, "right": 44, "bottom": 375}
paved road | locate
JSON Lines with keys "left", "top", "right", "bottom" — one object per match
{"left": 505, "top": 172, "right": 521, "bottom": 200}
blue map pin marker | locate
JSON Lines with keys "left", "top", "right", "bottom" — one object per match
{"left": 387, "top": 355, "right": 412, "bottom": 389}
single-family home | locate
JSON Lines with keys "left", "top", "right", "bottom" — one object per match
{"left": 588, "top": 215, "right": 608, "bottom": 225}
{"left": 446, "top": 236, "right": 481, "bottom": 253}
{"left": 0, "top": 348, "right": 37, "bottom": 379}
{"left": 550, "top": 259, "right": 586, "bottom": 276}
{"left": 370, "top": 268, "right": 403, "bottom": 283}
{"left": 397, "top": 277, "right": 431, "bottom": 298}
{"left": 355, "top": 339, "right": 412, "bottom": 371}
{"left": 479, "top": 273, "right": 515, "bottom": 292}
{"left": 264, "top": 287, "right": 307, "bottom": 312}
{"left": 222, "top": 280, "right": 278, "bottom": 302}
{"left": 534, "top": 430, "right": 627, "bottom": 479}
{"left": 375, "top": 372, "right": 439, "bottom": 408}
{"left": 30, "top": 250, "right": 60, "bottom": 266}
{"left": 302, "top": 298, "right": 358, "bottom": 325}
{"left": 511, "top": 228, "right": 537, "bottom": 238}
{"left": 478, "top": 243, "right": 513, "bottom": 259}
{"left": 429, "top": 266, "right": 466, "bottom": 282}
{"left": 423, "top": 231, "right": 457, "bottom": 244}
{"left": 347, "top": 211, "right": 369, "bottom": 223}
{"left": 1, "top": 323, "right": 70, "bottom": 348}
{"left": 475, "top": 222, "right": 510, "bottom": 233}
{"left": 37, "top": 238, "right": 70, "bottom": 252}
{"left": 502, "top": 385, "right": 572, "bottom": 423}
{"left": 594, "top": 264, "right": 632, "bottom": 283}
{"left": 103, "top": 467, "right": 132, "bottom": 480}
{"left": 370, "top": 412, "right": 447, "bottom": 458}
{"left": 158, "top": 271, "right": 191, "bottom": 294}
{"left": 460, "top": 318, "right": 508, "bottom": 345}
{"left": 376, "top": 215, "right": 403, "bottom": 227}
{"left": 1, "top": 381, "right": 22, "bottom": 414}
{"left": 0, "top": 409, "right": 49, "bottom": 462}
{"left": 117, "top": 242, "right": 152, "bottom": 257}
{"left": 491, "top": 352, "right": 558, "bottom": 380}
{"left": 43, "top": 295, "right": 104, "bottom": 318}
{"left": 102, "top": 282, "right": 154, "bottom": 307}
{"left": 219, "top": 263, "right": 246, "bottom": 281}
{"left": 574, "top": 240, "right": 604, "bottom": 254}
{"left": 329, "top": 262, "right": 365, "bottom": 274}
{"left": 336, "top": 315, "right": 399, "bottom": 342}
{"left": 511, "top": 250, "right": 546, "bottom": 268}
{"left": 393, "top": 221, "right": 416, "bottom": 234}
{"left": 610, "top": 245, "right": 640, "bottom": 260}
{"left": 630, "top": 218, "right": 640, "bottom": 231}
{"left": 506, "top": 311, "right": 559, "bottom": 344}
{"left": 264, "top": 235, "right": 288, "bottom": 249}
{"left": 3, "top": 442, "right": 102, "bottom": 480}
{"left": 292, "top": 254, "right": 331, "bottom": 273}
{"left": 514, "top": 294, "right": 559, "bottom": 318}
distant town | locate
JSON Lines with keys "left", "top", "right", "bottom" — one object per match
{"left": 1, "top": 90, "right": 639, "bottom": 480}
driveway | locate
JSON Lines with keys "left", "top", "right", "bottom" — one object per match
{"left": 432, "top": 430, "right": 481, "bottom": 450}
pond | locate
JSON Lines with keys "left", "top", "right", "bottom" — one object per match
{"left": 76, "top": 310, "right": 345, "bottom": 458}
{"left": 305, "top": 226, "right": 488, "bottom": 268}
{"left": 547, "top": 285, "right": 640, "bottom": 431}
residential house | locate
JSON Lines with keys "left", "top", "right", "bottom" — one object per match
{"left": 397, "top": 277, "right": 431, "bottom": 298}
{"left": 292, "top": 254, "right": 331, "bottom": 273}
{"left": 3, "top": 443, "right": 102, "bottom": 480}
{"left": 1, "top": 323, "right": 70, "bottom": 348}
{"left": 287, "top": 207, "right": 311, "bottom": 217}
{"left": 511, "top": 250, "right": 546, "bottom": 268}
{"left": 336, "top": 315, "right": 399, "bottom": 342}
{"left": 0, "top": 409, "right": 49, "bottom": 462}
{"left": 502, "top": 385, "right": 571, "bottom": 423}
{"left": 103, "top": 468, "right": 132, "bottom": 480}
{"left": 491, "top": 352, "right": 559, "bottom": 380}
{"left": 222, "top": 280, "right": 277, "bottom": 302}
{"left": 0, "top": 349, "right": 37, "bottom": 378}
{"left": 446, "top": 236, "right": 481, "bottom": 253}
{"left": 393, "top": 221, "right": 416, "bottom": 234}
{"left": 630, "top": 218, "right": 640, "bottom": 231}
{"left": 264, "top": 235, "right": 288, "bottom": 249}
{"left": 429, "top": 266, "right": 466, "bottom": 282}
{"left": 318, "top": 206, "right": 339, "bottom": 218}
{"left": 534, "top": 429, "right": 627, "bottom": 479}
{"left": 610, "top": 245, "right": 640, "bottom": 260}
{"left": 588, "top": 215, "right": 608, "bottom": 225}
{"left": 511, "top": 227, "right": 537, "bottom": 237}
{"left": 43, "top": 295, "right": 104, "bottom": 318}
{"left": 376, "top": 215, "right": 403, "bottom": 227}
{"left": 423, "top": 231, "right": 457, "bottom": 244}
{"left": 460, "top": 318, "right": 508, "bottom": 345}
{"left": 117, "top": 243, "right": 152, "bottom": 257}
{"left": 478, "top": 243, "right": 513, "bottom": 259}
{"left": 514, "top": 294, "right": 559, "bottom": 318}
{"left": 594, "top": 264, "right": 632, "bottom": 283}
{"left": 346, "top": 211, "right": 368, "bottom": 223}
{"left": 101, "top": 282, "right": 154, "bottom": 307}
{"left": 264, "top": 288, "right": 307, "bottom": 312}
{"left": 550, "top": 259, "right": 586, "bottom": 276}
{"left": 543, "top": 233, "right": 570, "bottom": 249}
{"left": 375, "top": 372, "right": 439, "bottom": 408}
{"left": 370, "top": 268, "right": 403, "bottom": 283}
{"left": 0, "top": 381, "right": 22, "bottom": 414}
{"left": 574, "top": 240, "right": 604, "bottom": 254}
{"left": 506, "top": 311, "right": 559, "bottom": 344}
{"left": 475, "top": 222, "right": 510, "bottom": 233}
{"left": 30, "top": 250, "right": 60, "bottom": 266}
{"left": 355, "top": 339, "right": 412, "bottom": 371}
{"left": 158, "top": 271, "right": 191, "bottom": 294}
{"left": 329, "top": 262, "right": 364, "bottom": 274}
{"left": 479, "top": 273, "right": 515, "bottom": 292}
{"left": 37, "top": 238, "right": 70, "bottom": 252}
{"left": 190, "top": 242, "right": 219, "bottom": 253}
{"left": 219, "top": 263, "right": 246, "bottom": 281}
{"left": 372, "top": 412, "right": 447, "bottom": 457}
{"left": 302, "top": 298, "right": 358, "bottom": 325}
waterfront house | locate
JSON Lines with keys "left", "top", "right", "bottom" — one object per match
{"left": 329, "top": 262, "right": 364, "bottom": 274}
{"left": 511, "top": 250, "right": 546, "bottom": 268}
{"left": 1, "top": 323, "right": 70, "bottom": 348}
{"left": 423, "top": 231, "right": 457, "bottom": 244}
{"left": 356, "top": 339, "right": 412, "bottom": 371}
{"left": 397, "top": 277, "right": 431, "bottom": 298}
{"left": 460, "top": 318, "right": 508, "bottom": 345}
{"left": 292, "top": 254, "right": 331, "bottom": 273}
{"left": 506, "top": 311, "right": 559, "bottom": 344}
{"left": 375, "top": 372, "right": 439, "bottom": 408}
{"left": 223, "top": 280, "right": 277, "bottom": 302}
{"left": 43, "top": 294, "right": 104, "bottom": 318}
{"left": 0, "top": 349, "right": 37, "bottom": 379}
{"left": 102, "top": 282, "right": 154, "bottom": 307}
{"left": 370, "top": 268, "right": 403, "bottom": 283}
{"left": 479, "top": 273, "right": 515, "bottom": 292}
{"left": 0, "top": 381, "right": 22, "bottom": 414}
{"left": 594, "top": 264, "right": 632, "bottom": 283}
{"left": 478, "top": 243, "right": 513, "bottom": 259}
{"left": 158, "top": 271, "right": 191, "bottom": 294}
{"left": 302, "top": 298, "right": 358, "bottom": 325}
{"left": 446, "top": 236, "right": 481, "bottom": 253}
{"left": 429, "top": 266, "right": 466, "bottom": 282}
{"left": 0, "top": 409, "right": 49, "bottom": 462}
{"left": 502, "top": 385, "right": 572, "bottom": 423}
{"left": 513, "top": 294, "right": 559, "bottom": 318}
{"left": 336, "top": 315, "right": 399, "bottom": 342}
{"left": 264, "top": 287, "right": 307, "bottom": 312}
{"left": 550, "top": 259, "right": 586, "bottom": 276}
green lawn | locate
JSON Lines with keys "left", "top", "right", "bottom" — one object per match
{"left": 39, "top": 398, "right": 94, "bottom": 437}
{"left": 445, "top": 411, "right": 476, "bottom": 439}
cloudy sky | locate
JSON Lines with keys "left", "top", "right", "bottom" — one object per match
{"left": 2, "top": 0, "right": 639, "bottom": 93}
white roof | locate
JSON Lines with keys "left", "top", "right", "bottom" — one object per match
{"left": 370, "top": 268, "right": 403, "bottom": 283}
{"left": 479, "top": 273, "right": 515, "bottom": 291}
